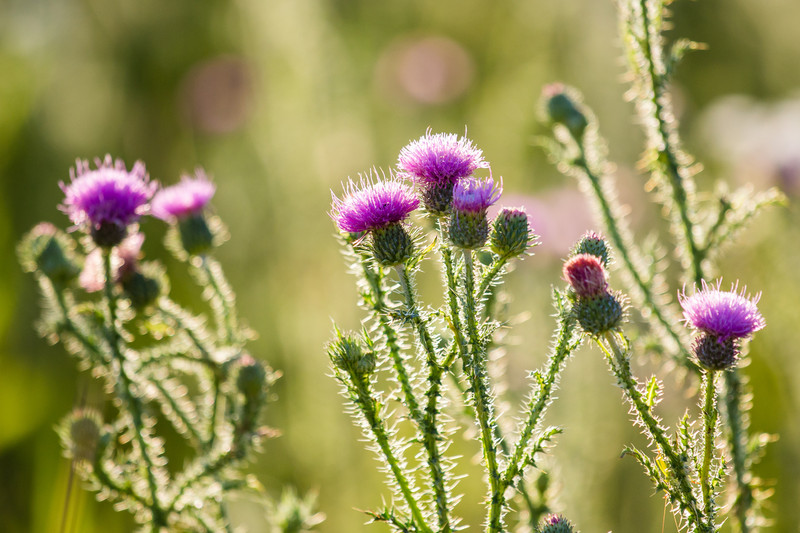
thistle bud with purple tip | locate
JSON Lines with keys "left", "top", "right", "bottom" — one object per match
{"left": 448, "top": 176, "right": 502, "bottom": 249}
{"left": 490, "top": 207, "right": 533, "bottom": 258}
{"left": 563, "top": 253, "right": 623, "bottom": 334}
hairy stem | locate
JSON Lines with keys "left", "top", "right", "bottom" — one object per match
{"left": 462, "top": 251, "right": 504, "bottom": 532}
{"left": 700, "top": 370, "right": 719, "bottom": 522}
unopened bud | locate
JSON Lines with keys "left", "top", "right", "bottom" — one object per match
{"left": 537, "top": 514, "right": 575, "bottom": 533}
{"left": 542, "top": 83, "right": 589, "bottom": 141}
{"left": 62, "top": 408, "right": 104, "bottom": 463}
{"left": 121, "top": 270, "right": 161, "bottom": 310}
{"left": 236, "top": 353, "right": 268, "bottom": 402}
{"left": 18, "top": 223, "right": 81, "bottom": 284}
{"left": 563, "top": 254, "right": 608, "bottom": 299}
{"left": 572, "top": 231, "right": 610, "bottom": 266}
{"left": 490, "top": 207, "right": 532, "bottom": 258}
{"left": 328, "top": 333, "right": 376, "bottom": 376}
{"left": 178, "top": 213, "right": 215, "bottom": 256}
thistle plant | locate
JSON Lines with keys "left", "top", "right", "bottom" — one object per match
{"left": 329, "top": 134, "right": 582, "bottom": 532}
{"left": 539, "top": 0, "right": 780, "bottom": 531}
{"left": 19, "top": 157, "right": 283, "bottom": 531}
{"left": 327, "top": 1, "right": 780, "bottom": 532}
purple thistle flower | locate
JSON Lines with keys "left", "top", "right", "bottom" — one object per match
{"left": 331, "top": 174, "right": 419, "bottom": 234}
{"left": 452, "top": 175, "right": 502, "bottom": 212}
{"left": 60, "top": 155, "right": 156, "bottom": 246}
{"left": 151, "top": 170, "right": 216, "bottom": 222}
{"left": 397, "top": 130, "right": 488, "bottom": 184}
{"left": 679, "top": 280, "right": 765, "bottom": 341}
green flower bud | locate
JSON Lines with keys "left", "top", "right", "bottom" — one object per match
{"left": 18, "top": 223, "right": 81, "bottom": 284}
{"left": 328, "top": 333, "right": 376, "bottom": 376}
{"left": 571, "top": 231, "right": 610, "bottom": 266}
{"left": 490, "top": 207, "right": 532, "bottom": 258}
{"left": 236, "top": 353, "right": 268, "bottom": 402}
{"left": 178, "top": 213, "right": 215, "bottom": 256}
{"left": 61, "top": 408, "right": 104, "bottom": 463}
{"left": 537, "top": 514, "right": 575, "bottom": 533}
{"left": 542, "top": 83, "right": 589, "bottom": 141}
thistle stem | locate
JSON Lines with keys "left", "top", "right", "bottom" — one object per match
{"left": 395, "top": 264, "right": 451, "bottom": 531}
{"left": 462, "top": 251, "right": 504, "bottom": 532}
{"left": 103, "top": 249, "right": 166, "bottom": 530}
{"left": 700, "top": 370, "right": 718, "bottom": 521}
{"left": 599, "top": 330, "right": 709, "bottom": 531}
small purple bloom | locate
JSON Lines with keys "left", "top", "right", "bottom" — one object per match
{"left": 60, "top": 155, "right": 156, "bottom": 245}
{"left": 151, "top": 170, "right": 216, "bottom": 222}
{"left": 397, "top": 130, "right": 488, "bottom": 184}
{"left": 680, "top": 280, "right": 765, "bottom": 341}
{"left": 331, "top": 174, "right": 419, "bottom": 233}
{"left": 452, "top": 176, "right": 502, "bottom": 212}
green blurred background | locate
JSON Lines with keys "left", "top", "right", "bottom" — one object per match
{"left": 1, "top": 0, "right": 798, "bottom": 531}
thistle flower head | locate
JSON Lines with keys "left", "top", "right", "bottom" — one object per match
{"left": 397, "top": 130, "right": 488, "bottom": 185}
{"left": 151, "top": 169, "right": 216, "bottom": 222}
{"left": 537, "top": 513, "right": 575, "bottom": 533}
{"left": 60, "top": 155, "right": 156, "bottom": 247}
{"left": 452, "top": 175, "right": 502, "bottom": 213}
{"left": 330, "top": 174, "right": 419, "bottom": 234}
{"left": 679, "top": 280, "right": 765, "bottom": 341}
{"left": 563, "top": 253, "right": 608, "bottom": 299}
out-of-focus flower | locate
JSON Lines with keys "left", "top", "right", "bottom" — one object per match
{"left": 375, "top": 36, "right": 474, "bottom": 106}
{"left": 60, "top": 155, "right": 156, "bottom": 247}
{"left": 151, "top": 170, "right": 216, "bottom": 222}
{"left": 79, "top": 233, "right": 144, "bottom": 292}
{"left": 180, "top": 56, "right": 254, "bottom": 134}
{"left": 537, "top": 513, "right": 575, "bottom": 533}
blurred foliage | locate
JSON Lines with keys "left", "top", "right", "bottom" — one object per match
{"left": 0, "top": 0, "right": 798, "bottom": 531}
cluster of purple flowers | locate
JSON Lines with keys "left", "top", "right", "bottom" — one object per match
{"left": 59, "top": 156, "right": 216, "bottom": 248}
{"left": 330, "top": 131, "right": 531, "bottom": 264}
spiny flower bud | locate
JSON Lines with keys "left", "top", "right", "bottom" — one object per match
{"left": 572, "top": 230, "right": 609, "bottom": 266}
{"left": 490, "top": 207, "right": 533, "bottom": 258}
{"left": 448, "top": 176, "right": 502, "bottom": 249}
{"left": 61, "top": 408, "right": 104, "bottom": 463}
{"left": 236, "top": 353, "right": 268, "bottom": 402}
{"left": 537, "top": 514, "right": 575, "bottom": 533}
{"left": 563, "top": 253, "right": 608, "bottom": 299}
{"left": 18, "top": 223, "right": 81, "bottom": 284}
{"left": 177, "top": 213, "right": 216, "bottom": 256}
{"left": 542, "top": 83, "right": 589, "bottom": 141}
{"left": 121, "top": 268, "right": 162, "bottom": 310}
{"left": 574, "top": 290, "right": 624, "bottom": 335}
{"left": 692, "top": 334, "right": 738, "bottom": 371}
{"left": 328, "top": 333, "right": 376, "bottom": 376}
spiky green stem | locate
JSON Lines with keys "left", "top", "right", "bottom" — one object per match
{"left": 103, "top": 250, "right": 166, "bottom": 530}
{"left": 700, "top": 370, "right": 719, "bottom": 522}
{"left": 462, "top": 251, "right": 504, "bottom": 532}
{"left": 599, "top": 330, "right": 710, "bottom": 532}
{"left": 395, "top": 264, "right": 452, "bottom": 531}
